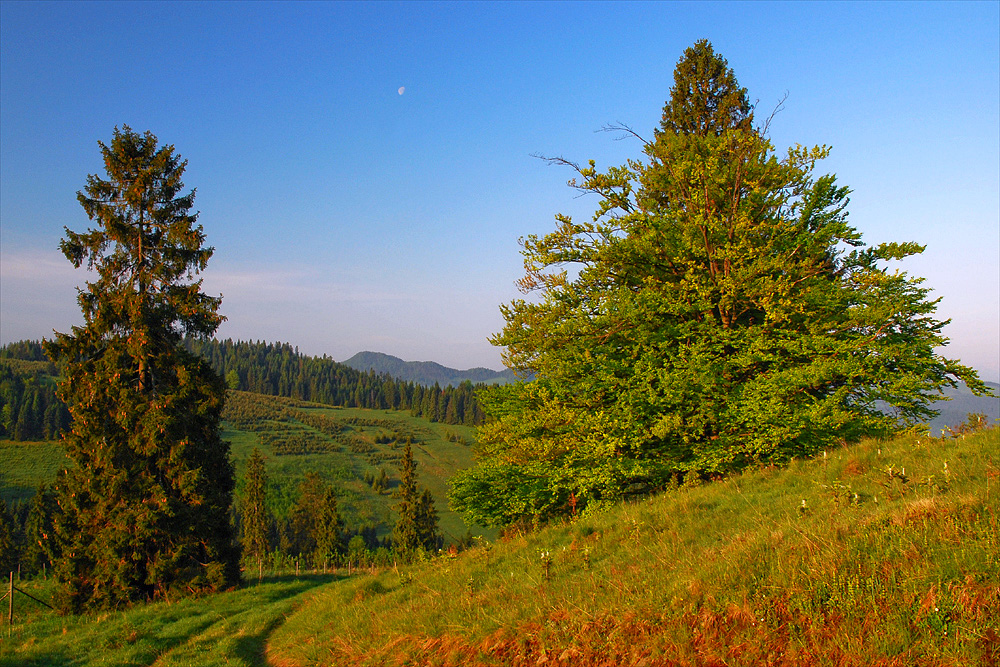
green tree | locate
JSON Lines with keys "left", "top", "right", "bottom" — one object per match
{"left": 0, "top": 499, "right": 16, "bottom": 574}
{"left": 22, "top": 484, "right": 58, "bottom": 577}
{"left": 286, "top": 473, "right": 325, "bottom": 559}
{"left": 313, "top": 486, "right": 344, "bottom": 566}
{"left": 450, "top": 41, "right": 985, "bottom": 528}
{"left": 240, "top": 448, "right": 271, "bottom": 574}
{"left": 44, "top": 126, "right": 240, "bottom": 611}
{"left": 392, "top": 441, "right": 440, "bottom": 553}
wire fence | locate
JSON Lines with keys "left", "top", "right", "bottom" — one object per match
{"left": 3, "top": 571, "right": 54, "bottom": 638}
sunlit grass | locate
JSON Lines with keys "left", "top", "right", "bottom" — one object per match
{"left": 267, "top": 427, "right": 999, "bottom": 666}
{"left": 3, "top": 428, "right": 996, "bottom": 666}
{"left": 0, "top": 575, "right": 341, "bottom": 667}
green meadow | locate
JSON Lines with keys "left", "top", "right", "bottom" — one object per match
{"left": 2, "top": 391, "right": 482, "bottom": 543}
{"left": 3, "top": 426, "right": 996, "bottom": 666}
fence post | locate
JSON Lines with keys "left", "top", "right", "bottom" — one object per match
{"left": 8, "top": 571, "right": 12, "bottom": 637}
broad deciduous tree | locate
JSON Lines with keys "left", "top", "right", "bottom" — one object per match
{"left": 450, "top": 40, "right": 986, "bottom": 527}
{"left": 45, "top": 126, "right": 239, "bottom": 611}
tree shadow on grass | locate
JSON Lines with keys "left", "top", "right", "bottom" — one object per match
{"left": 1, "top": 574, "right": 348, "bottom": 667}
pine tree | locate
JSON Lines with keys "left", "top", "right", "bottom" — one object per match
{"left": 0, "top": 499, "right": 16, "bottom": 574}
{"left": 22, "top": 485, "right": 57, "bottom": 576}
{"left": 44, "top": 126, "right": 239, "bottom": 611}
{"left": 313, "top": 486, "right": 344, "bottom": 566}
{"left": 240, "top": 448, "right": 270, "bottom": 574}
{"left": 392, "top": 441, "right": 440, "bottom": 554}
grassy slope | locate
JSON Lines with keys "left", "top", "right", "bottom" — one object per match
{"left": 2, "top": 428, "right": 996, "bottom": 667}
{"left": 0, "top": 440, "right": 67, "bottom": 505}
{"left": 0, "top": 575, "right": 342, "bottom": 667}
{"left": 267, "top": 427, "right": 999, "bottom": 667}
{"left": 1, "top": 397, "right": 483, "bottom": 541}
{"left": 225, "top": 401, "right": 482, "bottom": 541}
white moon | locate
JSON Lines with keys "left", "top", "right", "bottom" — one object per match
{"left": 398, "top": 86, "right": 405, "bottom": 95}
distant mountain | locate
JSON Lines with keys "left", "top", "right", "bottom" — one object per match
{"left": 927, "top": 380, "right": 999, "bottom": 435}
{"left": 342, "top": 351, "right": 522, "bottom": 387}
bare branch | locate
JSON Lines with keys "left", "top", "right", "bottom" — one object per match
{"left": 531, "top": 153, "right": 582, "bottom": 172}
{"left": 760, "top": 92, "right": 789, "bottom": 136}
{"left": 598, "top": 122, "right": 650, "bottom": 147}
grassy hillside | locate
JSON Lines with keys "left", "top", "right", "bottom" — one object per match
{"left": 222, "top": 392, "right": 483, "bottom": 541}
{"left": 0, "top": 391, "right": 484, "bottom": 541}
{"left": 0, "top": 440, "right": 67, "bottom": 505}
{"left": 264, "top": 425, "right": 999, "bottom": 666}
{"left": 4, "top": 426, "right": 996, "bottom": 666}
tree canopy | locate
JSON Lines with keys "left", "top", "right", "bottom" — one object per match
{"left": 44, "top": 126, "right": 239, "bottom": 611}
{"left": 450, "top": 40, "right": 986, "bottom": 528}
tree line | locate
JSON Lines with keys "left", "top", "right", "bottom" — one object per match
{"left": 0, "top": 335, "right": 488, "bottom": 444}
{"left": 0, "top": 344, "right": 71, "bottom": 441}
{"left": 184, "top": 337, "right": 487, "bottom": 426}
{"left": 0, "top": 444, "right": 443, "bottom": 582}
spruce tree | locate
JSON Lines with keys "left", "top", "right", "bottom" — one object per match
{"left": 392, "top": 441, "right": 421, "bottom": 553}
{"left": 240, "top": 448, "right": 270, "bottom": 575}
{"left": 287, "top": 473, "right": 325, "bottom": 559}
{"left": 417, "top": 489, "right": 441, "bottom": 551}
{"left": 392, "top": 441, "right": 440, "bottom": 553}
{"left": 658, "top": 39, "right": 751, "bottom": 137}
{"left": 44, "top": 126, "right": 239, "bottom": 611}
{"left": 22, "top": 485, "right": 57, "bottom": 577}
{"left": 313, "top": 486, "right": 344, "bottom": 566}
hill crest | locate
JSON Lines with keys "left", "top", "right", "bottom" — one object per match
{"left": 341, "top": 351, "right": 520, "bottom": 387}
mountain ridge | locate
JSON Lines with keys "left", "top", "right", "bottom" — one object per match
{"left": 341, "top": 351, "right": 521, "bottom": 387}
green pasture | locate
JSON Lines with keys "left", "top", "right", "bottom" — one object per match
{"left": 1, "top": 395, "right": 483, "bottom": 542}
{"left": 1, "top": 427, "right": 997, "bottom": 666}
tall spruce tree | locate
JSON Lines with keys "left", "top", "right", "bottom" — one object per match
{"left": 392, "top": 441, "right": 440, "bottom": 553}
{"left": 313, "top": 486, "right": 345, "bottom": 566}
{"left": 450, "top": 41, "right": 986, "bottom": 528}
{"left": 285, "top": 473, "right": 325, "bottom": 559}
{"left": 240, "top": 448, "right": 271, "bottom": 575}
{"left": 44, "top": 126, "right": 239, "bottom": 611}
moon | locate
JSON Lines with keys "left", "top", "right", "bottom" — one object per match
{"left": 398, "top": 86, "right": 405, "bottom": 95}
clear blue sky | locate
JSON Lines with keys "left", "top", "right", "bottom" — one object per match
{"left": 2, "top": 1, "right": 998, "bottom": 379}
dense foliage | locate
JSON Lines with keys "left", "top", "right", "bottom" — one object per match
{"left": 0, "top": 360, "right": 71, "bottom": 441}
{"left": 451, "top": 40, "right": 986, "bottom": 528}
{"left": 43, "top": 126, "right": 240, "bottom": 611}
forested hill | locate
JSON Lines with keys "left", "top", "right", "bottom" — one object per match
{"left": 182, "top": 338, "right": 485, "bottom": 425}
{"left": 0, "top": 339, "right": 485, "bottom": 440}
{"left": 342, "top": 351, "right": 521, "bottom": 387}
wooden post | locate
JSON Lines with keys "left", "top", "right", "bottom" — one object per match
{"left": 8, "top": 571, "right": 12, "bottom": 637}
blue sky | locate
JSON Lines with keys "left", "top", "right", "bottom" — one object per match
{"left": 1, "top": 1, "right": 998, "bottom": 379}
